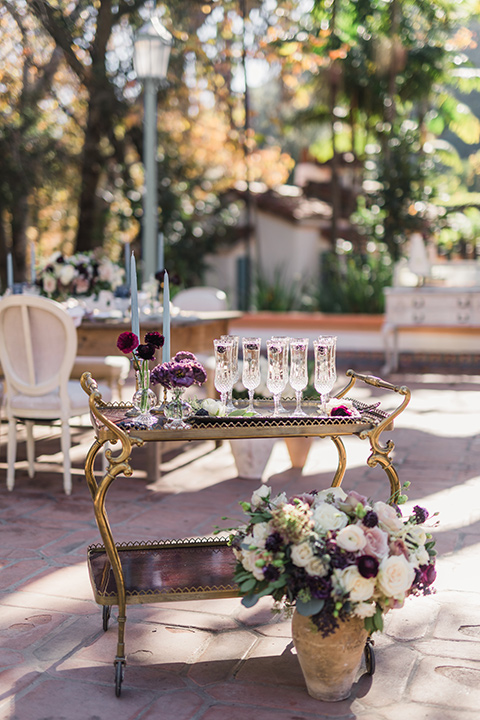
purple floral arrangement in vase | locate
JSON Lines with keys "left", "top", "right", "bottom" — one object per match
{"left": 151, "top": 351, "right": 207, "bottom": 429}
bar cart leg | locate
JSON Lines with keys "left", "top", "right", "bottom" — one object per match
{"left": 364, "top": 637, "right": 375, "bottom": 675}
{"left": 102, "top": 605, "right": 111, "bottom": 631}
{"left": 115, "top": 658, "right": 125, "bottom": 696}
{"left": 330, "top": 436, "right": 347, "bottom": 487}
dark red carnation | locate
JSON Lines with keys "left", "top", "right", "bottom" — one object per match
{"left": 144, "top": 331, "right": 164, "bottom": 348}
{"left": 117, "top": 331, "right": 139, "bottom": 354}
{"left": 136, "top": 343, "right": 156, "bottom": 360}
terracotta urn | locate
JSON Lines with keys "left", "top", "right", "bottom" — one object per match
{"left": 292, "top": 610, "right": 368, "bottom": 701}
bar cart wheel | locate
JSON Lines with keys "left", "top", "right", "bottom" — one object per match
{"left": 102, "top": 605, "right": 111, "bottom": 632}
{"left": 115, "top": 660, "right": 124, "bottom": 697}
{"left": 364, "top": 637, "right": 375, "bottom": 675}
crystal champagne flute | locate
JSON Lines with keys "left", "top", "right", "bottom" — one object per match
{"left": 313, "top": 336, "right": 337, "bottom": 416}
{"left": 221, "top": 334, "right": 239, "bottom": 413}
{"left": 267, "top": 337, "right": 289, "bottom": 417}
{"left": 214, "top": 338, "right": 234, "bottom": 414}
{"left": 241, "top": 337, "right": 261, "bottom": 415}
{"left": 290, "top": 338, "right": 309, "bottom": 417}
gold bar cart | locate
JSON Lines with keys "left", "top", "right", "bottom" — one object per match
{"left": 81, "top": 369, "right": 410, "bottom": 696}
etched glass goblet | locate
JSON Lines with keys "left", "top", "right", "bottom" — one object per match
{"left": 313, "top": 336, "right": 337, "bottom": 417}
{"left": 221, "top": 334, "right": 239, "bottom": 413}
{"left": 241, "top": 337, "right": 261, "bottom": 415}
{"left": 214, "top": 338, "right": 234, "bottom": 414}
{"left": 289, "top": 338, "right": 309, "bottom": 417}
{"left": 267, "top": 337, "right": 289, "bottom": 417}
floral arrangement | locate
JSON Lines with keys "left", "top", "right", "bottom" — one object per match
{"left": 117, "top": 330, "right": 164, "bottom": 371}
{"left": 37, "top": 249, "right": 124, "bottom": 300}
{"left": 227, "top": 484, "right": 437, "bottom": 637}
{"left": 151, "top": 351, "right": 207, "bottom": 390}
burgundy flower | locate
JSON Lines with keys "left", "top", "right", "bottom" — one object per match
{"left": 191, "top": 362, "right": 207, "bottom": 384}
{"left": 356, "top": 555, "right": 379, "bottom": 579}
{"left": 362, "top": 510, "right": 379, "bottom": 528}
{"left": 144, "top": 331, "right": 164, "bottom": 348}
{"left": 136, "top": 343, "right": 156, "bottom": 361}
{"left": 330, "top": 405, "right": 352, "bottom": 417}
{"left": 117, "top": 331, "right": 139, "bottom": 354}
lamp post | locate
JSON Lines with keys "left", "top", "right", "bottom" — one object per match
{"left": 133, "top": 17, "right": 173, "bottom": 286}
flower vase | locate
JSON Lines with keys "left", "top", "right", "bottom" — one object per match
{"left": 164, "top": 388, "right": 192, "bottom": 430}
{"left": 292, "top": 611, "right": 368, "bottom": 702}
{"left": 131, "top": 362, "right": 157, "bottom": 427}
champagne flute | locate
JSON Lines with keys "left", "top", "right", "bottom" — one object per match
{"left": 267, "top": 337, "right": 289, "bottom": 417}
{"left": 214, "top": 338, "right": 234, "bottom": 414}
{"left": 290, "top": 338, "right": 309, "bottom": 417}
{"left": 221, "top": 334, "right": 239, "bottom": 413}
{"left": 313, "top": 336, "right": 337, "bottom": 416}
{"left": 242, "top": 337, "right": 261, "bottom": 415}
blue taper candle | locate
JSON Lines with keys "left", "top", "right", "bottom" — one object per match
{"left": 130, "top": 252, "right": 140, "bottom": 340}
{"left": 6, "top": 253, "right": 13, "bottom": 290}
{"left": 162, "top": 270, "right": 170, "bottom": 363}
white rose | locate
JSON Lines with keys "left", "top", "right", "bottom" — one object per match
{"left": 313, "top": 503, "right": 349, "bottom": 533}
{"left": 315, "top": 487, "right": 347, "bottom": 504}
{"left": 202, "top": 398, "right": 226, "bottom": 417}
{"left": 336, "top": 524, "right": 367, "bottom": 552}
{"left": 241, "top": 550, "right": 264, "bottom": 581}
{"left": 373, "top": 501, "right": 404, "bottom": 533}
{"left": 59, "top": 264, "right": 76, "bottom": 285}
{"left": 270, "top": 492, "right": 288, "bottom": 509}
{"left": 290, "top": 541, "right": 315, "bottom": 567}
{"left": 377, "top": 555, "right": 415, "bottom": 599}
{"left": 334, "top": 566, "right": 376, "bottom": 602}
{"left": 305, "top": 556, "right": 328, "bottom": 577}
{"left": 252, "top": 522, "right": 271, "bottom": 548}
{"left": 404, "top": 525, "right": 427, "bottom": 546}
{"left": 353, "top": 602, "right": 377, "bottom": 619}
{"left": 251, "top": 484, "right": 271, "bottom": 508}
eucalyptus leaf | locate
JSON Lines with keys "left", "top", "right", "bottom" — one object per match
{"left": 296, "top": 598, "right": 325, "bottom": 617}
{"left": 241, "top": 593, "right": 260, "bottom": 608}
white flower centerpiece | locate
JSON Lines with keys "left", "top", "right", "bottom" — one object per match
{"left": 228, "top": 484, "right": 437, "bottom": 636}
{"left": 37, "top": 249, "right": 124, "bottom": 300}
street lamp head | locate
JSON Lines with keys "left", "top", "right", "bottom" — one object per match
{"left": 134, "top": 17, "right": 173, "bottom": 82}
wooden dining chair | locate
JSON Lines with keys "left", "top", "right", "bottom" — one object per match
{"left": 0, "top": 294, "right": 111, "bottom": 494}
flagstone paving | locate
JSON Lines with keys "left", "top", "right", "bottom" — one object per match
{"left": 0, "top": 370, "right": 480, "bottom": 719}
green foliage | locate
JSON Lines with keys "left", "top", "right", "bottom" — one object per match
{"left": 317, "top": 249, "right": 393, "bottom": 314}
{"left": 252, "top": 265, "right": 304, "bottom": 311}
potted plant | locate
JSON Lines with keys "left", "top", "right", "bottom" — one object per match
{"left": 226, "top": 484, "right": 437, "bottom": 701}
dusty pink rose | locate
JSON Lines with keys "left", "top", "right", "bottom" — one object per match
{"left": 363, "top": 525, "right": 390, "bottom": 559}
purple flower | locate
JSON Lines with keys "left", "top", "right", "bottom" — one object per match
{"left": 413, "top": 505, "right": 429, "bottom": 524}
{"left": 136, "top": 343, "right": 156, "bottom": 361}
{"left": 174, "top": 351, "right": 196, "bottom": 361}
{"left": 263, "top": 565, "right": 280, "bottom": 582}
{"left": 117, "top": 331, "right": 139, "bottom": 354}
{"left": 145, "top": 331, "right": 164, "bottom": 348}
{"left": 265, "top": 532, "right": 283, "bottom": 552}
{"left": 356, "top": 555, "right": 379, "bottom": 578}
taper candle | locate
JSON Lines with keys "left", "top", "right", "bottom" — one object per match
{"left": 162, "top": 270, "right": 170, "bottom": 363}
{"left": 6, "top": 253, "right": 13, "bottom": 290}
{"left": 130, "top": 252, "right": 140, "bottom": 340}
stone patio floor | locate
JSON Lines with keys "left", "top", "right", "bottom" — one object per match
{"left": 1, "top": 369, "right": 480, "bottom": 720}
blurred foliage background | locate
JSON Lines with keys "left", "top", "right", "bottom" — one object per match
{"left": 2, "top": 0, "right": 480, "bottom": 309}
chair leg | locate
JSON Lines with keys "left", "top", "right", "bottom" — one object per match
{"left": 26, "top": 421, "right": 35, "bottom": 478}
{"left": 60, "top": 421, "right": 72, "bottom": 496}
{"left": 7, "top": 418, "right": 17, "bottom": 491}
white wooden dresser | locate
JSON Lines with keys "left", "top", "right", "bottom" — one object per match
{"left": 382, "top": 286, "right": 480, "bottom": 372}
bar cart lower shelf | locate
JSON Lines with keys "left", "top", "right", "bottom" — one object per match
{"left": 81, "top": 369, "right": 410, "bottom": 696}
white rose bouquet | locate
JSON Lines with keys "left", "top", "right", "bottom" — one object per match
{"left": 228, "top": 485, "right": 437, "bottom": 637}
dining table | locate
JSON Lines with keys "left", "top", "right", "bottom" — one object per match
{"left": 75, "top": 309, "right": 242, "bottom": 357}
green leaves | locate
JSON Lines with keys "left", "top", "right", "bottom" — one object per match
{"left": 295, "top": 598, "right": 325, "bottom": 617}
